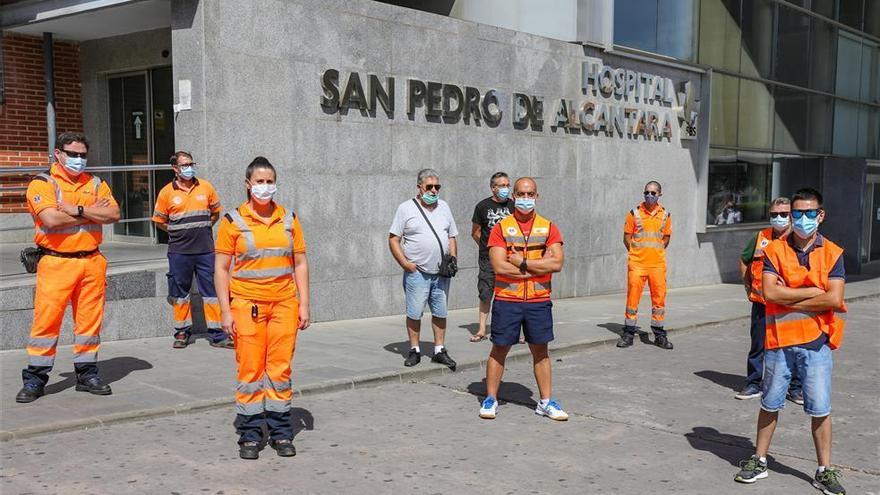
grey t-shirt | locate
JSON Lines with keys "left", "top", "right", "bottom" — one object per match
{"left": 389, "top": 198, "right": 459, "bottom": 274}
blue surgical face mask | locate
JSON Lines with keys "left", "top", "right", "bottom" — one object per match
{"left": 497, "top": 187, "right": 510, "bottom": 201}
{"left": 63, "top": 156, "right": 87, "bottom": 176}
{"left": 421, "top": 192, "right": 438, "bottom": 205}
{"left": 769, "top": 214, "right": 789, "bottom": 231}
{"left": 178, "top": 166, "right": 195, "bottom": 180}
{"left": 792, "top": 214, "right": 819, "bottom": 238}
{"left": 514, "top": 197, "right": 535, "bottom": 213}
{"left": 644, "top": 194, "right": 659, "bottom": 205}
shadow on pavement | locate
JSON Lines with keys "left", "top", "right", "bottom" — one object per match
{"left": 45, "top": 356, "right": 153, "bottom": 395}
{"left": 383, "top": 340, "right": 438, "bottom": 358}
{"left": 597, "top": 323, "right": 651, "bottom": 344}
{"left": 466, "top": 379, "right": 536, "bottom": 408}
{"left": 458, "top": 323, "right": 480, "bottom": 336}
{"left": 290, "top": 407, "right": 314, "bottom": 439}
{"left": 684, "top": 426, "right": 813, "bottom": 484}
{"left": 694, "top": 370, "right": 743, "bottom": 392}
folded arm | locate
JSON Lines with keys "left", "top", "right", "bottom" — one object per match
{"left": 762, "top": 272, "right": 826, "bottom": 306}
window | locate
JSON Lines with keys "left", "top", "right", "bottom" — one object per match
{"left": 738, "top": 79, "right": 774, "bottom": 149}
{"left": 710, "top": 73, "right": 739, "bottom": 146}
{"left": 707, "top": 149, "right": 772, "bottom": 225}
{"left": 771, "top": 155, "right": 824, "bottom": 200}
{"left": 859, "top": 41, "right": 879, "bottom": 103}
{"left": 773, "top": 87, "right": 808, "bottom": 152}
{"left": 806, "top": 94, "right": 834, "bottom": 154}
{"left": 614, "top": 0, "right": 659, "bottom": 53}
{"left": 741, "top": 0, "right": 775, "bottom": 79}
{"left": 811, "top": 0, "right": 836, "bottom": 18}
{"left": 774, "top": 4, "right": 811, "bottom": 87}
{"left": 837, "top": 0, "right": 864, "bottom": 31}
{"left": 809, "top": 17, "right": 837, "bottom": 92}
{"left": 833, "top": 100, "right": 860, "bottom": 154}
{"left": 698, "top": 0, "right": 742, "bottom": 71}
{"left": 835, "top": 32, "right": 863, "bottom": 98}
{"left": 866, "top": 1, "right": 880, "bottom": 37}
{"left": 615, "top": 0, "right": 699, "bottom": 60}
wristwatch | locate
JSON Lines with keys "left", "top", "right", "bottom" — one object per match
{"left": 76, "top": 205, "right": 84, "bottom": 217}
{"left": 519, "top": 259, "right": 528, "bottom": 273}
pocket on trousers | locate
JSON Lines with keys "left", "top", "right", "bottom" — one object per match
{"left": 230, "top": 298, "right": 257, "bottom": 336}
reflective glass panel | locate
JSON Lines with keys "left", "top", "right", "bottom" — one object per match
{"left": 707, "top": 149, "right": 772, "bottom": 225}
{"left": 741, "top": 0, "right": 775, "bottom": 79}
{"left": 738, "top": 79, "right": 774, "bottom": 149}
{"left": 773, "top": 87, "right": 808, "bottom": 152}
{"left": 698, "top": 0, "right": 742, "bottom": 71}
{"left": 775, "top": 4, "right": 811, "bottom": 87}
{"left": 614, "top": 0, "right": 659, "bottom": 53}
{"left": 710, "top": 73, "right": 740, "bottom": 146}
{"left": 835, "top": 32, "right": 863, "bottom": 98}
{"left": 837, "top": 0, "right": 864, "bottom": 31}
{"left": 807, "top": 94, "right": 834, "bottom": 154}
{"left": 809, "top": 17, "right": 837, "bottom": 92}
{"left": 657, "top": 0, "right": 698, "bottom": 60}
{"left": 832, "top": 99, "right": 860, "bottom": 154}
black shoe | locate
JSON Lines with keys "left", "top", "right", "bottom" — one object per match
{"left": 654, "top": 335, "right": 673, "bottom": 350}
{"left": 431, "top": 349, "right": 456, "bottom": 371}
{"left": 271, "top": 439, "right": 296, "bottom": 457}
{"left": 173, "top": 332, "right": 189, "bottom": 349}
{"left": 616, "top": 333, "right": 634, "bottom": 348}
{"left": 15, "top": 382, "right": 45, "bottom": 403}
{"left": 239, "top": 441, "right": 260, "bottom": 460}
{"left": 404, "top": 349, "right": 421, "bottom": 367}
{"left": 75, "top": 376, "right": 112, "bottom": 395}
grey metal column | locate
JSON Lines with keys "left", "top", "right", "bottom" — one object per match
{"left": 43, "top": 32, "right": 55, "bottom": 160}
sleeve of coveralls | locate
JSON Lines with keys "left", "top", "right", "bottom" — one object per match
{"left": 546, "top": 223, "right": 564, "bottom": 246}
{"left": 662, "top": 212, "right": 672, "bottom": 235}
{"left": 623, "top": 212, "right": 636, "bottom": 234}
{"left": 214, "top": 217, "right": 238, "bottom": 255}
{"left": 291, "top": 216, "right": 307, "bottom": 254}
{"left": 96, "top": 180, "right": 119, "bottom": 207}
{"left": 26, "top": 179, "right": 58, "bottom": 216}
{"left": 151, "top": 188, "right": 169, "bottom": 224}
{"left": 487, "top": 223, "right": 506, "bottom": 250}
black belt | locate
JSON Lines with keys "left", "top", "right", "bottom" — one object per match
{"left": 41, "top": 248, "right": 99, "bottom": 258}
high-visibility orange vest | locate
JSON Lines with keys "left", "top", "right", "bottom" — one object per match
{"left": 493, "top": 214, "right": 553, "bottom": 302}
{"left": 748, "top": 227, "right": 778, "bottom": 304}
{"left": 764, "top": 237, "right": 847, "bottom": 350}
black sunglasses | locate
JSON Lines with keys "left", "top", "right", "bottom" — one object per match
{"left": 424, "top": 184, "right": 441, "bottom": 191}
{"left": 643, "top": 191, "right": 659, "bottom": 196}
{"left": 769, "top": 212, "right": 789, "bottom": 219}
{"left": 791, "top": 209, "right": 821, "bottom": 219}
{"left": 62, "top": 149, "right": 88, "bottom": 159}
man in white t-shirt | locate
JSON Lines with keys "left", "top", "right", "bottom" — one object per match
{"left": 389, "top": 168, "right": 458, "bottom": 370}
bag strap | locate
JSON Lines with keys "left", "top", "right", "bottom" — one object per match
{"left": 412, "top": 198, "right": 445, "bottom": 256}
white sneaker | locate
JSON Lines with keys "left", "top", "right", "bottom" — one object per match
{"left": 535, "top": 399, "right": 569, "bottom": 421}
{"left": 479, "top": 397, "right": 497, "bottom": 419}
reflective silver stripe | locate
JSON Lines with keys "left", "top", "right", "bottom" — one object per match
{"left": 264, "top": 377, "right": 292, "bottom": 392}
{"left": 168, "top": 209, "right": 212, "bottom": 221}
{"left": 661, "top": 210, "right": 670, "bottom": 232}
{"left": 503, "top": 235, "right": 526, "bottom": 244}
{"left": 634, "top": 231, "right": 664, "bottom": 239}
{"left": 227, "top": 210, "right": 257, "bottom": 253}
{"left": 651, "top": 308, "right": 665, "bottom": 316}
{"left": 235, "top": 248, "right": 293, "bottom": 262}
{"left": 201, "top": 296, "right": 219, "bottom": 305}
{"left": 631, "top": 208, "right": 642, "bottom": 231}
{"left": 236, "top": 401, "right": 264, "bottom": 415}
{"left": 38, "top": 223, "right": 102, "bottom": 235}
{"left": 166, "top": 221, "right": 212, "bottom": 231}
{"left": 153, "top": 211, "right": 169, "bottom": 220}
{"left": 234, "top": 266, "right": 293, "bottom": 279}
{"left": 494, "top": 281, "right": 520, "bottom": 291}
{"left": 528, "top": 235, "right": 548, "bottom": 244}
{"left": 73, "top": 335, "right": 101, "bottom": 346}
{"left": 282, "top": 211, "right": 295, "bottom": 246}
{"left": 72, "top": 351, "right": 98, "bottom": 363}
{"left": 625, "top": 308, "right": 638, "bottom": 316}
{"left": 624, "top": 318, "right": 637, "bottom": 327}
{"left": 173, "top": 318, "right": 192, "bottom": 329}
{"left": 27, "top": 337, "right": 58, "bottom": 349}
{"left": 206, "top": 322, "right": 222, "bottom": 330}
{"left": 37, "top": 173, "right": 63, "bottom": 202}
{"left": 28, "top": 355, "right": 56, "bottom": 367}
{"left": 767, "top": 310, "right": 822, "bottom": 325}
{"left": 265, "top": 398, "right": 291, "bottom": 413}
{"left": 237, "top": 380, "right": 264, "bottom": 394}
{"left": 631, "top": 241, "right": 665, "bottom": 249}
{"left": 533, "top": 281, "right": 551, "bottom": 291}
{"left": 168, "top": 296, "right": 191, "bottom": 305}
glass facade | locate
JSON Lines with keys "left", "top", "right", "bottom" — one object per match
{"left": 615, "top": 0, "right": 880, "bottom": 227}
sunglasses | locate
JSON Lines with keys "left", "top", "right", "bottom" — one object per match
{"left": 791, "top": 209, "right": 820, "bottom": 219}
{"left": 423, "top": 184, "right": 441, "bottom": 191}
{"left": 62, "top": 149, "right": 88, "bottom": 159}
{"left": 769, "top": 212, "right": 789, "bottom": 219}
{"left": 643, "top": 191, "right": 659, "bottom": 196}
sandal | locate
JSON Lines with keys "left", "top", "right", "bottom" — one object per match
{"left": 469, "top": 334, "right": 487, "bottom": 343}
{"left": 172, "top": 333, "right": 189, "bottom": 349}
{"left": 210, "top": 338, "right": 235, "bottom": 349}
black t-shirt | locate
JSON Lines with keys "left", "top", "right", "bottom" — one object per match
{"left": 471, "top": 197, "right": 514, "bottom": 258}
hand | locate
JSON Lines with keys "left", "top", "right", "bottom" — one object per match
{"left": 298, "top": 306, "right": 311, "bottom": 331}
{"left": 507, "top": 251, "right": 524, "bottom": 267}
{"left": 57, "top": 202, "right": 79, "bottom": 217}
{"left": 221, "top": 311, "right": 236, "bottom": 338}
{"left": 403, "top": 261, "right": 418, "bottom": 273}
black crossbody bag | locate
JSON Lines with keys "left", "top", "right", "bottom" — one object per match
{"left": 412, "top": 198, "right": 457, "bottom": 278}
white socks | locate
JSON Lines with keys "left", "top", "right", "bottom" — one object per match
{"left": 434, "top": 345, "right": 444, "bottom": 354}
{"left": 758, "top": 456, "right": 767, "bottom": 464}
{"left": 817, "top": 466, "right": 826, "bottom": 473}
{"left": 411, "top": 346, "right": 420, "bottom": 354}
{"left": 539, "top": 399, "right": 550, "bottom": 408}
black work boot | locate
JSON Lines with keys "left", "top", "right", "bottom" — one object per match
{"left": 616, "top": 327, "right": 636, "bottom": 348}
{"left": 75, "top": 376, "right": 112, "bottom": 395}
{"left": 16, "top": 382, "right": 45, "bottom": 403}
{"left": 654, "top": 335, "right": 673, "bottom": 350}
{"left": 239, "top": 441, "right": 260, "bottom": 460}
{"left": 431, "top": 348, "right": 456, "bottom": 371}
{"left": 271, "top": 439, "right": 296, "bottom": 457}
{"left": 404, "top": 349, "right": 421, "bottom": 367}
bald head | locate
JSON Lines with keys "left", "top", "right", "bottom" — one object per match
{"left": 514, "top": 177, "right": 537, "bottom": 195}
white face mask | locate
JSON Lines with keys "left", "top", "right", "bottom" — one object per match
{"left": 250, "top": 183, "right": 277, "bottom": 204}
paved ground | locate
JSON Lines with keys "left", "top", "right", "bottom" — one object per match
{"left": 1, "top": 299, "right": 877, "bottom": 494}
{"left": 1, "top": 280, "right": 878, "bottom": 439}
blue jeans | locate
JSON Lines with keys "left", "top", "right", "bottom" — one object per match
{"left": 403, "top": 270, "right": 449, "bottom": 320}
{"left": 761, "top": 344, "right": 832, "bottom": 417}
{"left": 746, "top": 303, "right": 802, "bottom": 393}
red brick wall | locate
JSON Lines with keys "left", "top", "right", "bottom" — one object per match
{"left": 1, "top": 33, "right": 83, "bottom": 213}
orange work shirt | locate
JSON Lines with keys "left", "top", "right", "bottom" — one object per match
{"left": 152, "top": 178, "right": 221, "bottom": 254}
{"left": 26, "top": 163, "right": 118, "bottom": 253}
{"left": 623, "top": 202, "right": 672, "bottom": 268}
{"left": 215, "top": 202, "right": 306, "bottom": 302}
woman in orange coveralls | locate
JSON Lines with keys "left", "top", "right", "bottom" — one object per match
{"left": 214, "top": 157, "right": 310, "bottom": 460}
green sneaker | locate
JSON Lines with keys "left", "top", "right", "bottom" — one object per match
{"left": 813, "top": 467, "right": 845, "bottom": 495}
{"left": 734, "top": 455, "right": 768, "bottom": 483}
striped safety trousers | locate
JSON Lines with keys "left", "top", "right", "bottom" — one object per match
{"left": 624, "top": 265, "right": 667, "bottom": 336}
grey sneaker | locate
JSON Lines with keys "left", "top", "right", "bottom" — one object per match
{"left": 734, "top": 455, "right": 768, "bottom": 483}
{"left": 813, "top": 467, "right": 845, "bottom": 495}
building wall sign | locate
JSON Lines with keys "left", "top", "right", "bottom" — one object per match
{"left": 320, "top": 58, "right": 699, "bottom": 142}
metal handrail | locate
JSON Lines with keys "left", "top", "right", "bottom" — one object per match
{"left": 0, "top": 164, "right": 172, "bottom": 174}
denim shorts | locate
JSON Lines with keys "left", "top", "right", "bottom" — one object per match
{"left": 403, "top": 270, "right": 449, "bottom": 320}
{"left": 490, "top": 300, "right": 554, "bottom": 346}
{"left": 761, "top": 344, "right": 833, "bottom": 417}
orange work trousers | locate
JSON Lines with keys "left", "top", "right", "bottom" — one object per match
{"left": 26, "top": 253, "right": 107, "bottom": 370}
{"left": 231, "top": 297, "right": 299, "bottom": 417}
{"left": 624, "top": 265, "right": 667, "bottom": 328}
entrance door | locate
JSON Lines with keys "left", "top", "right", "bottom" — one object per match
{"left": 862, "top": 166, "right": 880, "bottom": 263}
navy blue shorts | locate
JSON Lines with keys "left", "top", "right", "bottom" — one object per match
{"left": 490, "top": 300, "right": 554, "bottom": 346}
